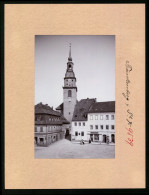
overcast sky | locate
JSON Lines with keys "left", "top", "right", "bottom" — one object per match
{"left": 35, "top": 35, "right": 115, "bottom": 109}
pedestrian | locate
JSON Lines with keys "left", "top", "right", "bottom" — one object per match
{"left": 89, "top": 138, "right": 91, "bottom": 144}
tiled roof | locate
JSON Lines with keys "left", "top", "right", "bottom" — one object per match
{"left": 72, "top": 98, "right": 96, "bottom": 121}
{"left": 88, "top": 101, "right": 115, "bottom": 113}
{"left": 56, "top": 103, "right": 63, "bottom": 111}
{"left": 35, "top": 103, "right": 61, "bottom": 116}
{"left": 35, "top": 103, "right": 70, "bottom": 125}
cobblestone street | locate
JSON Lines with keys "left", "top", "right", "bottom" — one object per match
{"left": 35, "top": 139, "right": 115, "bottom": 159}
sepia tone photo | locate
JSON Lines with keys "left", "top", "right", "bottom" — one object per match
{"left": 34, "top": 35, "right": 115, "bottom": 159}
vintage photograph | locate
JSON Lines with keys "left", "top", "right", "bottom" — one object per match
{"left": 35, "top": 35, "right": 115, "bottom": 159}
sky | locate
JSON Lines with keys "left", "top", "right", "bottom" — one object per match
{"left": 35, "top": 35, "right": 115, "bottom": 109}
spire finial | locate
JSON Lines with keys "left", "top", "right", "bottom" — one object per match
{"left": 69, "top": 42, "right": 71, "bottom": 58}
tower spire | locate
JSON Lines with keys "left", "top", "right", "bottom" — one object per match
{"left": 68, "top": 43, "right": 72, "bottom": 61}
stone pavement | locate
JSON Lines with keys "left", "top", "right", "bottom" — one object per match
{"left": 34, "top": 139, "right": 115, "bottom": 159}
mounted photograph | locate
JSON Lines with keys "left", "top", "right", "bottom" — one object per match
{"left": 34, "top": 35, "right": 115, "bottom": 159}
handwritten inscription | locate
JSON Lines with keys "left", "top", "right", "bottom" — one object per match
{"left": 122, "top": 61, "right": 134, "bottom": 146}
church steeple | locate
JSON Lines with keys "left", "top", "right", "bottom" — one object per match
{"left": 68, "top": 43, "right": 72, "bottom": 61}
{"left": 63, "top": 44, "right": 77, "bottom": 122}
{"left": 65, "top": 43, "right": 75, "bottom": 76}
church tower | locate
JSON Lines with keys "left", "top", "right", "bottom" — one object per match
{"left": 63, "top": 44, "right": 77, "bottom": 122}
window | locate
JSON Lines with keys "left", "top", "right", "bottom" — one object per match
{"left": 100, "top": 115, "right": 103, "bottom": 120}
{"left": 111, "top": 115, "right": 114, "bottom": 120}
{"left": 111, "top": 125, "right": 115, "bottom": 130}
{"left": 106, "top": 115, "right": 109, "bottom": 120}
{"left": 79, "top": 122, "right": 81, "bottom": 126}
{"left": 90, "top": 125, "right": 93, "bottom": 130}
{"left": 81, "top": 132, "right": 84, "bottom": 136}
{"left": 83, "top": 122, "right": 85, "bottom": 126}
{"left": 95, "top": 125, "right": 98, "bottom": 129}
{"left": 90, "top": 115, "right": 93, "bottom": 120}
{"left": 75, "top": 132, "right": 78, "bottom": 136}
{"left": 106, "top": 125, "right": 109, "bottom": 130}
{"left": 69, "top": 112, "right": 71, "bottom": 115}
{"left": 95, "top": 115, "right": 98, "bottom": 120}
{"left": 74, "top": 122, "right": 77, "bottom": 126}
{"left": 100, "top": 125, "right": 103, "bottom": 130}
{"left": 35, "top": 127, "right": 37, "bottom": 132}
{"left": 40, "top": 126, "right": 43, "bottom": 132}
{"left": 68, "top": 90, "right": 72, "bottom": 97}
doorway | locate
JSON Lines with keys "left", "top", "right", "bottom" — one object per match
{"left": 103, "top": 135, "right": 107, "bottom": 143}
{"left": 65, "top": 129, "right": 71, "bottom": 141}
{"left": 111, "top": 134, "right": 115, "bottom": 143}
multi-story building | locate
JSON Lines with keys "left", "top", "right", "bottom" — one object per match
{"left": 71, "top": 98, "right": 96, "bottom": 141}
{"left": 87, "top": 101, "right": 115, "bottom": 143}
{"left": 35, "top": 103, "right": 69, "bottom": 146}
{"left": 71, "top": 101, "right": 115, "bottom": 143}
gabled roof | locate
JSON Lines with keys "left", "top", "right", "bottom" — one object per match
{"left": 72, "top": 98, "right": 96, "bottom": 121}
{"left": 35, "top": 103, "right": 61, "bottom": 116}
{"left": 88, "top": 101, "right": 115, "bottom": 113}
{"left": 35, "top": 103, "right": 70, "bottom": 125}
{"left": 56, "top": 103, "right": 63, "bottom": 111}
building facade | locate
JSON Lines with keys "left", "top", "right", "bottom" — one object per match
{"left": 71, "top": 101, "right": 115, "bottom": 143}
{"left": 71, "top": 98, "right": 96, "bottom": 141}
{"left": 35, "top": 103, "right": 69, "bottom": 146}
{"left": 63, "top": 44, "right": 77, "bottom": 123}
